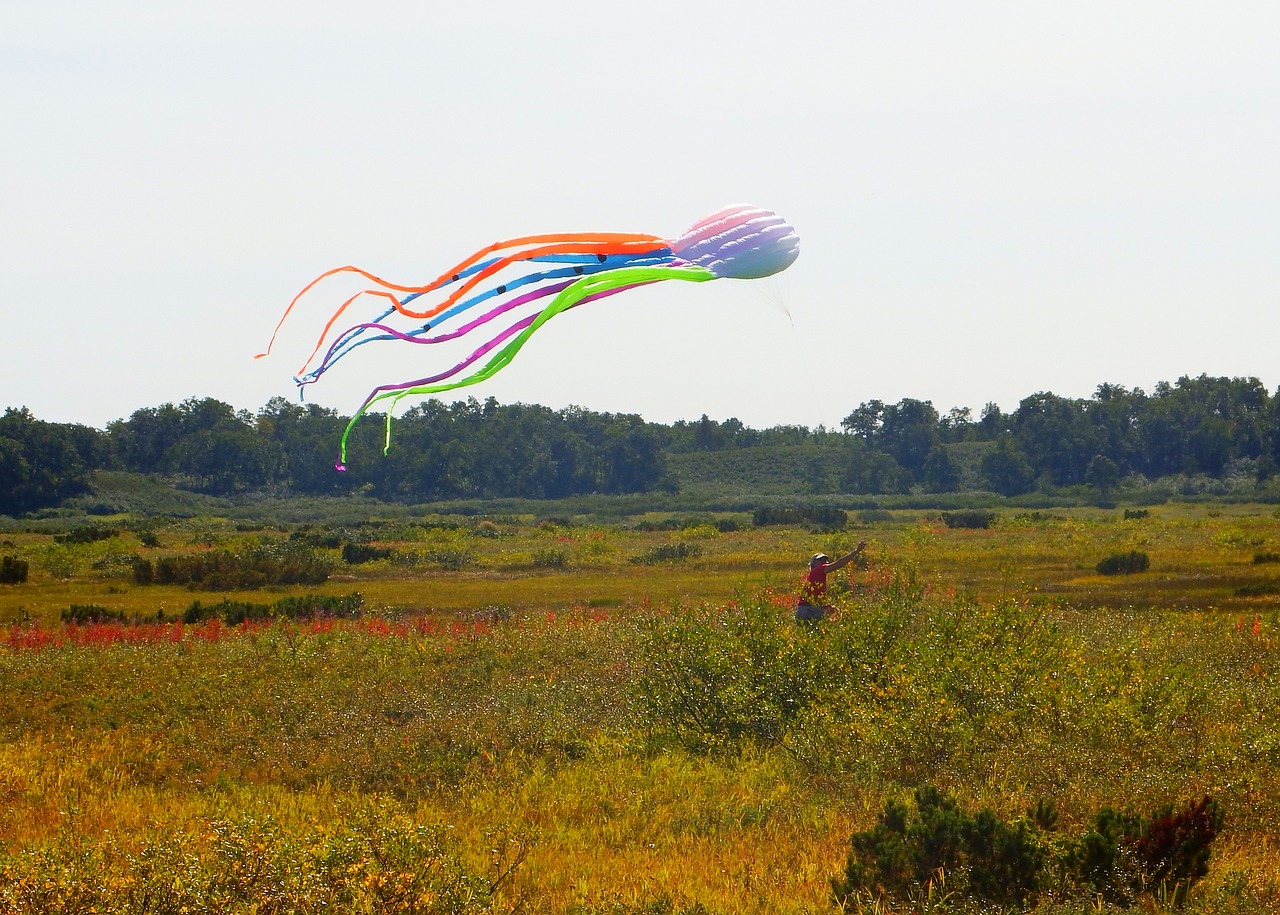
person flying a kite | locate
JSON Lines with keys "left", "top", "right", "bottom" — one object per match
{"left": 795, "top": 541, "right": 867, "bottom": 622}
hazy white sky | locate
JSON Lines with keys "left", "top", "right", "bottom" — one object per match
{"left": 3, "top": 1, "right": 1277, "bottom": 432}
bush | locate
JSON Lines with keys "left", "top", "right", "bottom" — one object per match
{"left": 633, "top": 517, "right": 739, "bottom": 533}
{"left": 638, "top": 595, "right": 825, "bottom": 747}
{"left": 132, "top": 540, "right": 332, "bottom": 589}
{"left": 752, "top": 506, "right": 847, "bottom": 530}
{"left": 639, "top": 585, "right": 1068, "bottom": 778}
{"left": 0, "top": 806, "right": 503, "bottom": 915}
{"left": 832, "top": 787, "right": 1044, "bottom": 908}
{"left": 832, "top": 788, "right": 1222, "bottom": 910}
{"left": 272, "top": 592, "right": 363, "bottom": 619}
{"left": 61, "top": 604, "right": 127, "bottom": 624}
{"left": 1096, "top": 550, "right": 1150, "bottom": 575}
{"left": 424, "top": 547, "right": 475, "bottom": 571}
{"left": 1071, "top": 798, "right": 1224, "bottom": 906}
{"left": 1134, "top": 797, "right": 1224, "bottom": 905}
{"left": 130, "top": 555, "right": 153, "bottom": 584}
{"left": 0, "top": 555, "right": 28, "bottom": 584}
{"left": 53, "top": 525, "right": 118, "bottom": 545}
{"left": 289, "top": 528, "right": 343, "bottom": 549}
{"left": 629, "top": 542, "right": 702, "bottom": 565}
{"left": 941, "top": 510, "right": 996, "bottom": 530}
{"left": 342, "top": 542, "right": 393, "bottom": 564}
{"left": 1234, "top": 581, "right": 1278, "bottom": 597}
{"left": 1252, "top": 551, "right": 1280, "bottom": 564}
{"left": 532, "top": 548, "right": 570, "bottom": 568}
{"left": 184, "top": 598, "right": 271, "bottom": 625}
{"left": 184, "top": 592, "right": 363, "bottom": 625}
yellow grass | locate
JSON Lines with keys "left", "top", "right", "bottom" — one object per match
{"left": 2, "top": 504, "right": 1280, "bottom": 913}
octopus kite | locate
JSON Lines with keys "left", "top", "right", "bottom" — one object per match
{"left": 257, "top": 203, "right": 800, "bottom": 468}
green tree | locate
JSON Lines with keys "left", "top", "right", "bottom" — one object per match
{"left": 602, "top": 421, "right": 668, "bottom": 493}
{"left": 107, "top": 402, "right": 185, "bottom": 472}
{"left": 0, "top": 408, "right": 94, "bottom": 515}
{"left": 1013, "top": 392, "right": 1099, "bottom": 485}
{"left": 976, "top": 402, "right": 1008, "bottom": 440}
{"left": 1137, "top": 375, "right": 1269, "bottom": 476}
{"left": 842, "top": 398, "right": 941, "bottom": 482}
{"left": 981, "top": 437, "right": 1035, "bottom": 496}
{"left": 256, "top": 398, "right": 355, "bottom": 495}
{"left": 1085, "top": 454, "right": 1121, "bottom": 502}
{"left": 841, "top": 400, "right": 885, "bottom": 440}
{"left": 842, "top": 439, "right": 910, "bottom": 494}
{"left": 921, "top": 445, "right": 961, "bottom": 493}
{"left": 878, "top": 399, "right": 941, "bottom": 478}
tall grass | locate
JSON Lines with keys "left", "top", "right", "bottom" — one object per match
{"left": 2, "top": 507, "right": 1280, "bottom": 912}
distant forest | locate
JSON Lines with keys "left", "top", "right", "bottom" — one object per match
{"left": 4, "top": 374, "right": 1280, "bottom": 515}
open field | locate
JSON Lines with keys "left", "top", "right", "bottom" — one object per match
{"left": 1, "top": 504, "right": 1279, "bottom": 913}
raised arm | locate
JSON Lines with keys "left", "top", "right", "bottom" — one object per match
{"left": 826, "top": 541, "right": 868, "bottom": 571}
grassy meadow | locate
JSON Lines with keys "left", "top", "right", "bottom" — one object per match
{"left": 1, "top": 503, "right": 1279, "bottom": 913}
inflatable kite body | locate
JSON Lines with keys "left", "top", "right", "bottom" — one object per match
{"left": 257, "top": 204, "right": 799, "bottom": 467}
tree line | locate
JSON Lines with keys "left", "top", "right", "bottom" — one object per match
{"left": 3, "top": 374, "right": 1279, "bottom": 514}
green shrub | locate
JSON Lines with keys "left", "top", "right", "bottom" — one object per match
{"left": 629, "top": 542, "right": 702, "bottom": 565}
{"left": 61, "top": 604, "right": 127, "bottom": 624}
{"left": 0, "top": 806, "right": 503, "bottom": 915}
{"left": 342, "top": 542, "right": 393, "bottom": 564}
{"left": 832, "top": 789, "right": 1222, "bottom": 910}
{"left": 272, "top": 592, "right": 363, "bottom": 619}
{"left": 941, "top": 510, "right": 996, "bottom": 530}
{"left": 53, "top": 525, "right": 118, "bottom": 545}
{"left": 637, "top": 594, "right": 853, "bottom": 749}
{"left": 130, "top": 555, "right": 153, "bottom": 584}
{"left": 1096, "top": 550, "right": 1150, "bottom": 575}
{"left": 1252, "top": 551, "right": 1280, "bottom": 564}
{"left": 1069, "top": 798, "right": 1223, "bottom": 906}
{"left": 633, "top": 519, "right": 680, "bottom": 532}
{"left": 1235, "top": 581, "right": 1279, "bottom": 597}
{"left": 184, "top": 592, "right": 363, "bottom": 625}
{"left": 752, "top": 506, "right": 847, "bottom": 529}
{"left": 184, "top": 598, "right": 271, "bottom": 625}
{"left": 532, "top": 548, "right": 570, "bottom": 568}
{"left": 0, "top": 555, "right": 28, "bottom": 584}
{"left": 638, "top": 584, "right": 1064, "bottom": 778}
{"left": 289, "top": 528, "right": 343, "bottom": 549}
{"left": 424, "top": 547, "right": 475, "bottom": 571}
{"left": 132, "top": 540, "right": 332, "bottom": 589}
{"left": 831, "top": 787, "right": 1044, "bottom": 908}
{"left": 964, "top": 809, "right": 1044, "bottom": 905}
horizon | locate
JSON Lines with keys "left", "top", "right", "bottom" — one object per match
{"left": 7, "top": 367, "right": 1277, "bottom": 435}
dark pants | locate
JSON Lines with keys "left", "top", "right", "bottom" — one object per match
{"left": 795, "top": 602, "right": 824, "bottom": 622}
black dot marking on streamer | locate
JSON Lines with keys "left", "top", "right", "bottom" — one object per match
{"left": 452, "top": 275, "right": 459, "bottom": 282}
{"left": 497, "top": 285, "right": 506, "bottom": 294}
{"left": 597, "top": 254, "right": 607, "bottom": 262}
{"left": 574, "top": 266, "right": 584, "bottom": 274}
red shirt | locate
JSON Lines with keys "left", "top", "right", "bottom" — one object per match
{"left": 800, "top": 562, "right": 831, "bottom": 605}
